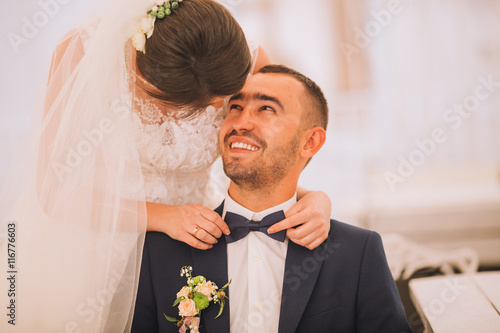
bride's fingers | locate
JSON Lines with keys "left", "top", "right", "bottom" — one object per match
{"left": 287, "top": 226, "right": 326, "bottom": 250}
{"left": 191, "top": 227, "right": 219, "bottom": 245}
{"left": 268, "top": 211, "right": 306, "bottom": 234}
{"left": 197, "top": 215, "right": 228, "bottom": 239}
{"left": 183, "top": 234, "right": 213, "bottom": 250}
{"left": 199, "top": 207, "right": 230, "bottom": 235}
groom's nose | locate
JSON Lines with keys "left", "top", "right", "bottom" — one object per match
{"left": 231, "top": 107, "right": 256, "bottom": 133}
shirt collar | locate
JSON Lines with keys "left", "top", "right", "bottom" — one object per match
{"left": 222, "top": 192, "right": 297, "bottom": 222}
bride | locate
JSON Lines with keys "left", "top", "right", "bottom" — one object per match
{"left": 0, "top": 0, "right": 331, "bottom": 331}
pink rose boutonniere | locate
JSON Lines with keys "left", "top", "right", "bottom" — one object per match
{"left": 164, "top": 266, "right": 230, "bottom": 333}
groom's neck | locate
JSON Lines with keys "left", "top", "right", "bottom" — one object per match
{"left": 227, "top": 181, "right": 297, "bottom": 212}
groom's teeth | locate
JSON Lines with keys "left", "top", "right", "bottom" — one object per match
{"left": 230, "top": 142, "right": 259, "bottom": 151}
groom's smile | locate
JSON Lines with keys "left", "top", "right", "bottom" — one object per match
{"left": 229, "top": 140, "right": 260, "bottom": 151}
{"left": 224, "top": 131, "right": 265, "bottom": 156}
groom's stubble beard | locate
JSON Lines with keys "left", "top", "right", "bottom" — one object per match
{"left": 220, "top": 129, "right": 301, "bottom": 191}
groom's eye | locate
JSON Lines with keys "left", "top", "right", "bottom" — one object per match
{"left": 260, "top": 106, "right": 275, "bottom": 113}
{"left": 229, "top": 104, "right": 242, "bottom": 111}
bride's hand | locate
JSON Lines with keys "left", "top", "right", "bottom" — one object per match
{"left": 146, "top": 202, "right": 229, "bottom": 250}
{"left": 268, "top": 191, "right": 331, "bottom": 250}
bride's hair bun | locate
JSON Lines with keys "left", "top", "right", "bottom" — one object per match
{"left": 136, "top": 0, "right": 252, "bottom": 111}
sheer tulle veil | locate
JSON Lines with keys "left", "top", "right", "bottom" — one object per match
{"left": 0, "top": 0, "right": 162, "bottom": 331}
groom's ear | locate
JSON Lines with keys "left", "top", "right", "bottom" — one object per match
{"left": 300, "top": 127, "right": 326, "bottom": 160}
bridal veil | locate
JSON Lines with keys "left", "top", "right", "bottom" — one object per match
{"left": 0, "top": 0, "right": 162, "bottom": 331}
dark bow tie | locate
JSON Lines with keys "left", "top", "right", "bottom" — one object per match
{"left": 224, "top": 210, "right": 287, "bottom": 244}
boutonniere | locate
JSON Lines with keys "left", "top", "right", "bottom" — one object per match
{"left": 165, "top": 266, "right": 230, "bottom": 333}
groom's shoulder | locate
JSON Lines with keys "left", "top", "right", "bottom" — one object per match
{"left": 328, "top": 219, "right": 383, "bottom": 249}
{"left": 329, "top": 218, "right": 374, "bottom": 236}
{"left": 314, "top": 219, "right": 386, "bottom": 270}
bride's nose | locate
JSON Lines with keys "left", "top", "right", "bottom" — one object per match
{"left": 209, "top": 96, "right": 227, "bottom": 109}
{"left": 211, "top": 100, "right": 224, "bottom": 109}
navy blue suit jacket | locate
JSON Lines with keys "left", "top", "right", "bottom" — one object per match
{"left": 132, "top": 203, "right": 412, "bottom": 333}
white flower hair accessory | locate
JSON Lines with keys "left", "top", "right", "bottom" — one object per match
{"left": 132, "top": 0, "right": 184, "bottom": 54}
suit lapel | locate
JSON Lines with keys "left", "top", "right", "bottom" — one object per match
{"left": 278, "top": 238, "right": 331, "bottom": 333}
{"left": 190, "top": 203, "right": 230, "bottom": 333}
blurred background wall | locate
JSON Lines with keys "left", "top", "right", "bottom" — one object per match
{"left": 1, "top": 0, "right": 499, "bottom": 266}
{"left": 230, "top": 0, "right": 500, "bottom": 267}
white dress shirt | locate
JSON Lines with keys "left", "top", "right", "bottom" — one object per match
{"left": 223, "top": 193, "right": 297, "bottom": 333}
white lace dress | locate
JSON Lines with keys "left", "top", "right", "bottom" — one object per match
{"left": 131, "top": 42, "right": 258, "bottom": 209}
{"left": 132, "top": 99, "right": 227, "bottom": 209}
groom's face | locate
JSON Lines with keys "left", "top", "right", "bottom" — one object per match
{"left": 219, "top": 73, "right": 306, "bottom": 189}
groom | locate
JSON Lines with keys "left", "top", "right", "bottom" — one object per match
{"left": 132, "top": 65, "right": 412, "bottom": 333}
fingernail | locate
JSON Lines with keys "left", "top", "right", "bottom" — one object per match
{"left": 268, "top": 228, "right": 274, "bottom": 234}
{"left": 215, "top": 239, "right": 218, "bottom": 244}
{"left": 224, "top": 229, "right": 231, "bottom": 235}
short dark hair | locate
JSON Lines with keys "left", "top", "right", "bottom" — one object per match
{"left": 257, "top": 65, "right": 328, "bottom": 130}
{"left": 136, "top": 0, "right": 252, "bottom": 111}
